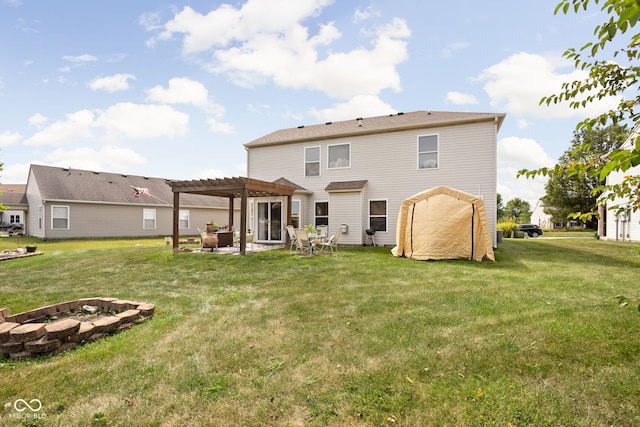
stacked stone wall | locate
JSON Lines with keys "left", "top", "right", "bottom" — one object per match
{"left": 0, "top": 297, "right": 154, "bottom": 360}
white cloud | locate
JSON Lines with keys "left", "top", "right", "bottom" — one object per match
{"left": 0, "top": 162, "right": 31, "bottom": 184}
{"left": 192, "top": 167, "right": 227, "bottom": 180}
{"left": 63, "top": 54, "right": 98, "bottom": 63}
{"left": 0, "top": 131, "right": 22, "bottom": 147}
{"left": 154, "top": 2, "right": 410, "bottom": 99}
{"left": 146, "top": 77, "right": 221, "bottom": 113}
{"left": 139, "top": 11, "right": 163, "bottom": 32}
{"left": 206, "top": 117, "right": 234, "bottom": 134}
{"left": 88, "top": 74, "right": 136, "bottom": 92}
{"left": 477, "top": 52, "right": 620, "bottom": 119}
{"left": 96, "top": 103, "right": 189, "bottom": 139}
{"left": 445, "top": 91, "right": 478, "bottom": 105}
{"left": 28, "top": 113, "right": 48, "bottom": 127}
{"left": 353, "top": 6, "right": 380, "bottom": 23}
{"left": 24, "top": 110, "right": 95, "bottom": 146}
{"left": 497, "top": 136, "right": 555, "bottom": 206}
{"left": 440, "top": 41, "right": 470, "bottom": 59}
{"left": 43, "top": 146, "right": 146, "bottom": 172}
{"left": 308, "top": 95, "right": 395, "bottom": 122}
{"left": 23, "top": 103, "right": 189, "bottom": 146}
{"left": 498, "top": 136, "right": 555, "bottom": 170}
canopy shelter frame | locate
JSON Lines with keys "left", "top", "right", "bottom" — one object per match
{"left": 167, "top": 177, "right": 295, "bottom": 255}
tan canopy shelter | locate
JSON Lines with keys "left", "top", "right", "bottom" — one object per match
{"left": 391, "top": 186, "right": 495, "bottom": 262}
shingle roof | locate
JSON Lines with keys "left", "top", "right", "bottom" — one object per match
{"left": 0, "top": 184, "right": 27, "bottom": 207}
{"left": 245, "top": 110, "right": 506, "bottom": 147}
{"left": 325, "top": 180, "right": 368, "bottom": 192}
{"left": 29, "top": 164, "right": 229, "bottom": 208}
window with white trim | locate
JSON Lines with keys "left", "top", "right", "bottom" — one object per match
{"left": 315, "top": 201, "right": 328, "bottom": 227}
{"left": 418, "top": 134, "right": 438, "bottom": 169}
{"left": 51, "top": 205, "right": 69, "bottom": 230}
{"left": 328, "top": 143, "right": 350, "bottom": 168}
{"left": 179, "top": 210, "right": 190, "bottom": 229}
{"left": 305, "top": 146, "right": 320, "bottom": 177}
{"left": 143, "top": 209, "right": 156, "bottom": 230}
{"left": 369, "top": 200, "right": 387, "bottom": 232}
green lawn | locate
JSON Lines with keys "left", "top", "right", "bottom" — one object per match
{"left": 0, "top": 236, "right": 639, "bottom": 426}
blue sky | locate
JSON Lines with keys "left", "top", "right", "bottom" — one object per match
{"left": 0, "top": 0, "right": 623, "bottom": 206}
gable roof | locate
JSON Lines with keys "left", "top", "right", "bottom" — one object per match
{"left": 0, "top": 184, "right": 28, "bottom": 207}
{"left": 28, "top": 164, "right": 229, "bottom": 208}
{"left": 245, "top": 110, "right": 506, "bottom": 148}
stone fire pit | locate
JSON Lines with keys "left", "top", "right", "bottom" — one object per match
{"left": 0, "top": 297, "right": 154, "bottom": 360}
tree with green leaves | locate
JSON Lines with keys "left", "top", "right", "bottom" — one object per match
{"left": 497, "top": 193, "right": 505, "bottom": 221}
{"left": 541, "top": 125, "right": 627, "bottom": 228}
{"left": 504, "top": 198, "right": 531, "bottom": 224}
{"left": 518, "top": 0, "right": 640, "bottom": 221}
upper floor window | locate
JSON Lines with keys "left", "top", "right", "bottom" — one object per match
{"left": 51, "top": 205, "right": 69, "bottom": 230}
{"left": 179, "top": 210, "right": 190, "bottom": 229}
{"left": 328, "top": 143, "right": 350, "bottom": 169}
{"left": 418, "top": 134, "right": 438, "bottom": 169}
{"left": 305, "top": 146, "right": 320, "bottom": 177}
{"left": 143, "top": 209, "right": 156, "bottom": 230}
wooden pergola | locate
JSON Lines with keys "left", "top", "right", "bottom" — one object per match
{"left": 166, "top": 177, "right": 296, "bottom": 255}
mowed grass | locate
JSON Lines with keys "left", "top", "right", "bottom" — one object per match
{"left": 0, "top": 236, "right": 639, "bottom": 426}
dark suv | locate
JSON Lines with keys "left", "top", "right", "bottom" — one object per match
{"left": 518, "top": 224, "right": 543, "bottom": 238}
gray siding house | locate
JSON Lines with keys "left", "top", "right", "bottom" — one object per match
{"left": 0, "top": 184, "right": 28, "bottom": 229}
{"left": 245, "top": 111, "right": 505, "bottom": 247}
{"left": 25, "top": 164, "right": 238, "bottom": 239}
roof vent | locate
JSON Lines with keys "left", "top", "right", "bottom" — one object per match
{"left": 93, "top": 171, "right": 99, "bottom": 175}
{"left": 325, "top": 121, "right": 332, "bottom": 125}
{"left": 357, "top": 117, "right": 363, "bottom": 127}
{"left": 397, "top": 112, "right": 404, "bottom": 115}
{"left": 298, "top": 125, "right": 304, "bottom": 129}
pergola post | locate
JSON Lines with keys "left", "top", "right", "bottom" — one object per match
{"left": 228, "top": 195, "right": 235, "bottom": 229}
{"left": 240, "top": 186, "right": 248, "bottom": 255}
{"left": 172, "top": 192, "right": 180, "bottom": 253}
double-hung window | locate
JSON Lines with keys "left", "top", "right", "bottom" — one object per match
{"left": 143, "top": 209, "right": 156, "bottom": 230}
{"left": 51, "top": 205, "right": 69, "bottom": 230}
{"left": 291, "top": 200, "right": 300, "bottom": 228}
{"left": 179, "top": 210, "right": 190, "bottom": 229}
{"left": 328, "top": 143, "right": 350, "bottom": 169}
{"left": 369, "top": 200, "right": 387, "bottom": 232}
{"left": 418, "top": 134, "right": 438, "bottom": 169}
{"left": 305, "top": 146, "right": 320, "bottom": 177}
{"left": 315, "top": 201, "right": 328, "bottom": 227}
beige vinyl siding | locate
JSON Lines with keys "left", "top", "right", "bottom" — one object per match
{"left": 248, "top": 120, "right": 497, "bottom": 246}
{"left": 37, "top": 202, "right": 236, "bottom": 239}
{"left": 25, "top": 169, "right": 44, "bottom": 238}
{"left": 328, "top": 192, "right": 363, "bottom": 245}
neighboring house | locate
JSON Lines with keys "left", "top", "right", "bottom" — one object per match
{"left": 25, "top": 164, "right": 239, "bottom": 239}
{"left": 0, "top": 184, "right": 28, "bottom": 229}
{"left": 245, "top": 110, "right": 505, "bottom": 246}
{"left": 530, "top": 200, "right": 554, "bottom": 229}
{"left": 601, "top": 126, "right": 640, "bottom": 241}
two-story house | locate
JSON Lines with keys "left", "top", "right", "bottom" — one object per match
{"left": 245, "top": 110, "right": 505, "bottom": 247}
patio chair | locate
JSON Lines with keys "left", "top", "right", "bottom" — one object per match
{"left": 316, "top": 225, "right": 328, "bottom": 243}
{"left": 286, "top": 225, "right": 298, "bottom": 252}
{"left": 295, "top": 228, "right": 315, "bottom": 256}
{"left": 318, "top": 226, "right": 342, "bottom": 255}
